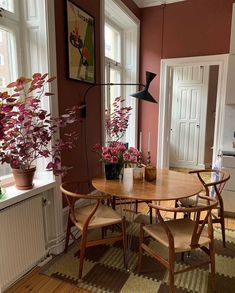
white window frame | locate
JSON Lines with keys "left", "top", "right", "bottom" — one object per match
{"left": 103, "top": 0, "right": 140, "bottom": 148}
{"left": 0, "top": 0, "right": 55, "bottom": 182}
{"left": 0, "top": 54, "right": 3, "bottom": 65}
{"left": 0, "top": 76, "right": 5, "bottom": 86}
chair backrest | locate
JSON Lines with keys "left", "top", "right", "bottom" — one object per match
{"left": 60, "top": 181, "right": 108, "bottom": 223}
{"left": 149, "top": 195, "right": 218, "bottom": 249}
{"left": 189, "top": 169, "right": 230, "bottom": 199}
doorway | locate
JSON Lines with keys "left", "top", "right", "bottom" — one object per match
{"left": 157, "top": 54, "right": 228, "bottom": 169}
{"left": 169, "top": 65, "right": 219, "bottom": 169}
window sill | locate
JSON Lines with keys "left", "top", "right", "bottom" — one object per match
{"left": 0, "top": 176, "right": 56, "bottom": 211}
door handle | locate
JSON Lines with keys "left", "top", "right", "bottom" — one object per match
{"left": 196, "top": 124, "right": 200, "bottom": 128}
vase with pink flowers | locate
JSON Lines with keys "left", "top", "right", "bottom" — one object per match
{"left": 92, "top": 141, "right": 139, "bottom": 180}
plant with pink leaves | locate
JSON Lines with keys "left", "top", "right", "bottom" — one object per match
{"left": 92, "top": 142, "right": 139, "bottom": 166}
{"left": 0, "top": 73, "right": 78, "bottom": 178}
{"left": 105, "top": 96, "right": 132, "bottom": 142}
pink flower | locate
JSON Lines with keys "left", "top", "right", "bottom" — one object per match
{"left": 129, "top": 147, "right": 139, "bottom": 156}
{"left": 92, "top": 143, "right": 102, "bottom": 152}
{"left": 103, "top": 153, "right": 111, "bottom": 162}
{"left": 111, "top": 156, "right": 118, "bottom": 163}
{"left": 123, "top": 152, "right": 131, "bottom": 161}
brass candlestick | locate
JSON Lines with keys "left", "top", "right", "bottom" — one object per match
{"left": 147, "top": 151, "right": 151, "bottom": 166}
{"left": 137, "top": 151, "right": 142, "bottom": 167}
{"left": 145, "top": 151, "right": 156, "bottom": 182}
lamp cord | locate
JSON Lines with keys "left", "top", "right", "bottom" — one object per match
{"left": 83, "top": 113, "right": 91, "bottom": 189}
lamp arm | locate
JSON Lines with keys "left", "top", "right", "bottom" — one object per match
{"left": 79, "top": 82, "right": 145, "bottom": 117}
{"left": 81, "top": 82, "right": 144, "bottom": 104}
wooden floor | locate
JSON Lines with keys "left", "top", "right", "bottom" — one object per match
{"left": 5, "top": 202, "right": 235, "bottom": 293}
{"left": 5, "top": 267, "right": 89, "bottom": 293}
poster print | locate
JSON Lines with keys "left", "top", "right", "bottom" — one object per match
{"left": 66, "top": 1, "right": 95, "bottom": 83}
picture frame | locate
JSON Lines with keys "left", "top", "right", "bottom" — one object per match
{"left": 66, "top": 0, "right": 95, "bottom": 83}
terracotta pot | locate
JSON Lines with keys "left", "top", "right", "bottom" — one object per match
{"left": 12, "top": 166, "right": 36, "bottom": 190}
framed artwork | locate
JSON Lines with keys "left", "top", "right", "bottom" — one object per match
{"left": 66, "top": 0, "right": 95, "bottom": 83}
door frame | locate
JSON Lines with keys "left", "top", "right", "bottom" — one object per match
{"left": 157, "top": 54, "right": 229, "bottom": 168}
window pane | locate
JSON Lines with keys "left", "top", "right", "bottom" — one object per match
{"left": 105, "top": 24, "right": 120, "bottom": 63}
{"left": 0, "top": 27, "right": 17, "bottom": 177}
{"left": 0, "top": 27, "right": 16, "bottom": 91}
{"left": 0, "top": 0, "right": 14, "bottom": 12}
{"left": 110, "top": 68, "right": 120, "bottom": 113}
{"left": 0, "top": 164, "right": 11, "bottom": 177}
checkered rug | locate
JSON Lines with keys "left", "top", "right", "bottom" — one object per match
{"left": 42, "top": 222, "right": 235, "bottom": 292}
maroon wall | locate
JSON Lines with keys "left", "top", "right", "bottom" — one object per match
{"left": 54, "top": 0, "right": 140, "bottom": 189}
{"left": 121, "top": 0, "right": 141, "bottom": 18}
{"left": 54, "top": 0, "right": 102, "bottom": 183}
{"left": 139, "top": 0, "right": 234, "bottom": 165}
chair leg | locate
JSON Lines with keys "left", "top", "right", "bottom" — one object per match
{"left": 64, "top": 216, "right": 73, "bottom": 253}
{"left": 135, "top": 200, "right": 138, "bottom": 214}
{"left": 174, "top": 200, "right": 178, "bottom": 219}
{"left": 111, "top": 196, "right": 116, "bottom": 210}
{"left": 209, "top": 242, "right": 216, "bottom": 291}
{"left": 101, "top": 227, "right": 106, "bottom": 239}
{"left": 122, "top": 217, "right": 127, "bottom": 269}
{"left": 149, "top": 205, "right": 153, "bottom": 224}
{"left": 220, "top": 209, "right": 226, "bottom": 247}
{"left": 137, "top": 223, "right": 145, "bottom": 273}
{"left": 79, "top": 231, "right": 88, "bottom": 279}
{"left": 169, "top": 247, "right": 175, "bottom": 293}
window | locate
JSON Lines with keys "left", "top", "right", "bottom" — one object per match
{"left": 0, "top": 54, "right": 4, "bottom": 65}
{"left": 104, "top": 0, "right": 139, "bottom": 147}
{"left": 105, "top": 24, "right": 120, "bottom": 62}
{"left": 0, "top": 0, "right": 14, "bottom": 13}
{"left": 0, "top": 3, "right": 19, "bottom": 178}
{"left": 0, "top": 76, "right": 5, "bottom": 86}
{"left": 0, "top": 0, "right": 51, "bottom": 180}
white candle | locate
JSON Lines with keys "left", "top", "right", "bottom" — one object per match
{"left": 139, "top": 131, "right": 142, "bottom": 152}
{"left": 147, "top": 131, "right": 151, "bottom": 152}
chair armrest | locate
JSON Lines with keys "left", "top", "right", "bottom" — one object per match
{"left": 149, "top": 196, "right": 217, "bottom": 213}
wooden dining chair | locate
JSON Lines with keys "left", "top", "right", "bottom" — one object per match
{"left": 137, "top": 195, "right": 218, "bottom": 293}
{"left": 175, "top": 169, "right": 230, "bottom": 246}
{"left": 60, "top": 181, "right": 127, "bottom": 278}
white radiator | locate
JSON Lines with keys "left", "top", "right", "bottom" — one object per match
{"left": 0, "top": 196, "right": 46, "bottom": 291}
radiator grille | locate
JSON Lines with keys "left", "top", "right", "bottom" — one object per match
{"left": 0, "top": 196, "right": 46, "bottom": 291}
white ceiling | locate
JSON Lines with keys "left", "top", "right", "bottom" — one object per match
{"left": 133, "top": 0, "right": 187, "bottom": 8}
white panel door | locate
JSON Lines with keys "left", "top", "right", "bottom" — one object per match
{"left": 170, "top": 66, "right": 207, "bottom": 168}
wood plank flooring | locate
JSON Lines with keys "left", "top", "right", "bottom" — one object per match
{"left": 6, "top": 267, "right": 89, "bottom": 293}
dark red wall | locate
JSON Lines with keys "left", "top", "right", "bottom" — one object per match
{"left": 139, "top": 0, "right": 234, "bottom": 165}
{"left": 121, "top": 0, "right": 141, "bottom": 18}
{"left": 54, "top": 0, "right": 234, "bottom": 174}
{"left": 54, "top": 0, "right": 102, "bottom": 183}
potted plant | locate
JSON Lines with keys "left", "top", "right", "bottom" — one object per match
{"left": 0, "top": 73, "right": 78, "bottom": 189}
{"left": 105, "top": 96, "right": 132, "bottom": 143}
{"left": 92, "top": 96, "right": 139, "bottom": 180}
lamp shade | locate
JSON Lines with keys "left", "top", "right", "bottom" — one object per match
{"left": 130, "top": 71, "right": 157, "bottom": 103}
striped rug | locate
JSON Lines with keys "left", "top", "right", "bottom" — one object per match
{"left": 42, "top": 222, "right": 235, "bottom": 292}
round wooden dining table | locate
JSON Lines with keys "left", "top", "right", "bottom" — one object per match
{"left": 92, "top": 169, "right": 203, "bottom": 201}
